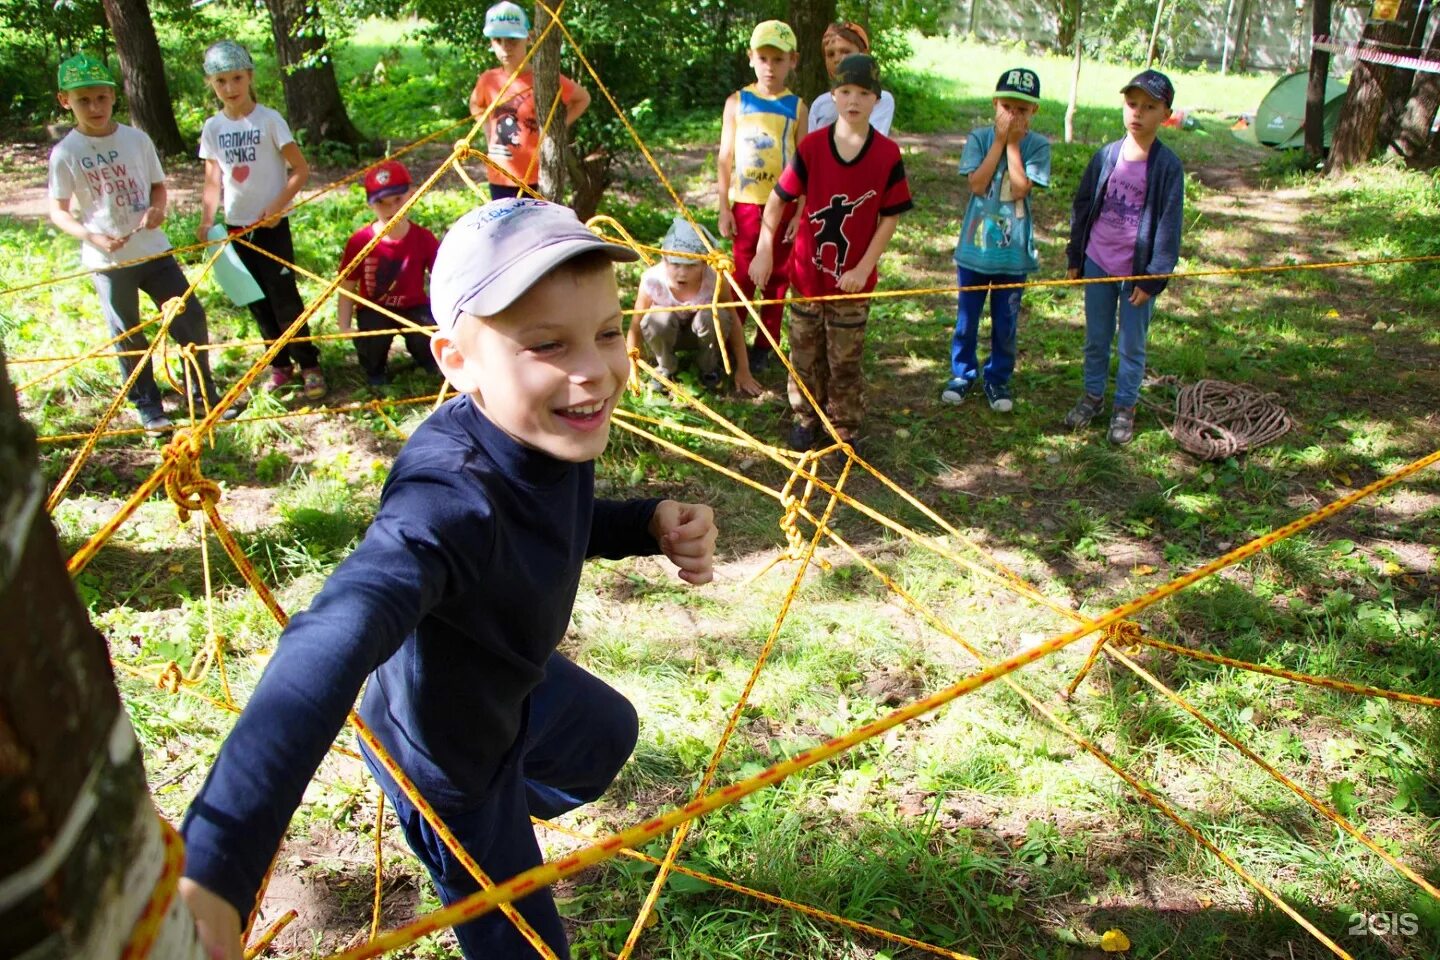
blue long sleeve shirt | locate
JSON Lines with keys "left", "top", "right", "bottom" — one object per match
{"left": 181, "top": 396, "right": 660, "bottom": 916}
{"left": 1066, "top": 137, "right": 1185, "bottom": 297}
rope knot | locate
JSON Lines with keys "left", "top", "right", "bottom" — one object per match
{"left": 1105, "top": 620, "right": 1144, "bottom": 654}
{"left": 162, "top": 431, "right": 221, "bottom": 522}
{"left": 710, "top": 255, "right": 736, "bottom": 277}
{"left": 157, "top": 661, "right": 183, "bottom": 694}
{"left": 158, "top": 296, "right": 188, "bottom": 327}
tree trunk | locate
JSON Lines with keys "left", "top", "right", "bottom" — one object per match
{"left": 99, "top": 0, "right": 187, "bottom": 156}
{"left": 1065, "top": 0, "right": 1083, "bottom": 143}
{"left": 1327, "top": 0, "right": 1421, "bottom": 173}
{"left": 1054, "top": 0, "right": 1077, "bottom": 55}
{"left": 1146, "top": 0, "right": 1166, "bottom": 68}
{"left": 787, "top": 0, "right": 836, "bottom": 105}
{"left": 532, "top": 0, "right": 566, "bottom": 201}
{"left": 1395, "top": 12, "right": 1440, "bottom": 165}
{"left": 1378, "top": 1, "right": 1433, "bottom": 147}
{"left": 0, "top": 346, "right": 203, "bottom": 960}
{"left": 1233, "top": 0, "right": 1253, "bottom": 72}
{"left": 1220, "top": 0, "right": 1236, "bottom": 73}
{"left": 1304, "top": 0, "right": 1333, "bottom": 159}
{"left": 262, "top": 0, "right": 365, "bottom": 147}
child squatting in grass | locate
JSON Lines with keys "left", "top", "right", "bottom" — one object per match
{"left": 179, "top": 198, "right": 718, "bottom": 960}
{"left": 47, "top": 53, "right": 239, "bottom": 434}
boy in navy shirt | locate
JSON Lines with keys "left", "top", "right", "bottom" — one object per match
{"left": 180, "top": 199, "right": 718, "bottom": 960}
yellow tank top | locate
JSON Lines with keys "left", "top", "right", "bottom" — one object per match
{"left": 730, "top": 84, "right": 801, "bottom": 206}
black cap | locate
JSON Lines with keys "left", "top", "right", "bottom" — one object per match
{"left": 1120, "top": 69, "right": 1174, "bottom": 108}
{"left": 832, "top": 53, "right": 881, "bottom": 95}
{"left": 995, "top": 67, "right": 1040, "bottom": 104}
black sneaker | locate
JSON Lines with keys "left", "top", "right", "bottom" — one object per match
{"left": 982, "top": 380, "right": 1013, "bottom": 413}
{"left": 788, "top": 421, "right": 816, "bottom": 451}
{"left": 1063, "top": 393, "right": 1104, "bottom": 430}
{"left": 939, "top": 377, "right": 971, "bottom": 405}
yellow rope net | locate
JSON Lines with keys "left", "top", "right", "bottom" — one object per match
{"left": 7, "top": 6, "right": 1439, "bottom": 958}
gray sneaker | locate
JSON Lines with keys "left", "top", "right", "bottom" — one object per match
{"left": 1109, "top": 406, "right": 1136, "bottom": 445}
{"left": 1063, "top": 393, "right": 1104, "bottom": 430}
{"left": 138, "top": 410, "right": 173, "bottom": 436}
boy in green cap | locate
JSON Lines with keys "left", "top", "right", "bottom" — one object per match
{"left": 48, "top": 53, "right": 237, "bottom": 433}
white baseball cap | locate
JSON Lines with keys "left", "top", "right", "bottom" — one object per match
{"left": 430, "top": 199, "right": 639, "bottom": 330}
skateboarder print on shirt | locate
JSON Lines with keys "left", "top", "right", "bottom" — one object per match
{"left": 808, "top": 189, "right": 875, "bottom": 280}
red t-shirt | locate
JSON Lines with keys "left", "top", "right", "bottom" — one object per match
{"left": 774, "top": 127, "right": 913, "bottom": 298}
{"left": 340, "top": 221, "right": 440, "bottom": 309}
{"left": 469, "top": 69, "right": 580, "bottom": 186}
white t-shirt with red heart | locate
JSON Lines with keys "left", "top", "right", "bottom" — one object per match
{"left": 199, "top": 103, "right": 295, "bottom": 227}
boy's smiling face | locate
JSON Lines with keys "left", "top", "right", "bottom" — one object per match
{"left": 58, "top": 85, "right": 117, "bottom": 136}
{"left": 434, "top": 261, "right": 629, "bottom": 462}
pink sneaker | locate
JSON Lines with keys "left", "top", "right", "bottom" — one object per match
{"left": 301, "top": 367, "right": 328, "bottom": 400}
{"left": 266, "top": 367, "right": 294, "bottom": 392}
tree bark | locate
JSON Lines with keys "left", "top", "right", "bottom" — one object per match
{"left": 1304, "top": 0, "right": 1333, "bottom": 159}
{"left": 0, "top": 346, "right": 203, "bottom": 959}
{"left": 99, "top": 0, "right": 187, "bottom": 156}
{"left": 787, "top": 0, "right": 836, "bottom": 105}
{"left": 1052, "top": 0, "right": 1078, "bottom": 54}
{"left": 1395, "top": 10, "right": 1440, "bottom": 166}
{"left": 1065, "top": 0, "right": 1083, "bottom": 143}
{"left": 1377, "top": 0, "right": 1433, "bottom": 147}
{"left": 1233, "top": 0, "right": 1253, "bottom": 72}
{"left": 1220, "top": 0, "right": 1236, "bottom": 73}
{"left": 262, "top": 0, "right": 365, "bottom": 147}
{"left": 1327, "top": 0, "right": 1421, "bottom": 173}
{"left": 532, "top": 0, "right": 566, "bottom": 201}
{"left": 1146, "top": 0, "right": 1166, "bottom": 68}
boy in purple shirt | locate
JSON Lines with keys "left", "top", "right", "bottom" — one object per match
{"left": 1063, "top": 70, "right": 1185, "bottom": 444}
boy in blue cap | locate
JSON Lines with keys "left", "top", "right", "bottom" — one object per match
{"left": 941, "top": 67, "right": 1050, "bottom": 414}
{"left": 179, "top": 198, "right": 718, "bottom": 960}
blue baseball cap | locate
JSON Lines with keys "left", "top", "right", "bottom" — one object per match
{"left": 1121, "top": 69, "right": 1174, "bottom": 109}
{"left": 484, "top": 1, "right": 531, "bottom": 39}
{"left": 430, "top": 199, "right": 638, "bottom": 330}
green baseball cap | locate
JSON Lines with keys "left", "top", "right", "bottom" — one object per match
{"left": 57, "top": 53, "right": 116, "bottom": 92}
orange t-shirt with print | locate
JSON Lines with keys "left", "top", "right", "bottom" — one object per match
{"left": 468, "top": 68, "right": 580, "bottom": 186}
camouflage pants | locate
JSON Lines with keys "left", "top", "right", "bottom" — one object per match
{"left": 786, "top": 297, "right": 870, "bottom": 434}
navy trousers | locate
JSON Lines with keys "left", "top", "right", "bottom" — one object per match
{"left": 364, "top": 654, "right": 638, "bottom": 959}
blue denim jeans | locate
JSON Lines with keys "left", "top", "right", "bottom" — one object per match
{"left": 949, "top": 265, "right": 1024, "bottom": 385}
{"left": 363, "top": 654, "right": 638, "bottom": 959}
{"left": 1082, "top": 256, "right": 1154, "bottom": 408}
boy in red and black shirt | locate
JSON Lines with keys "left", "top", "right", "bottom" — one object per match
{"left": 338, "top": 160, "right": 441, "bottom": 386}
{"left": 749, "top": 53, "right": 912, "bottom": 452}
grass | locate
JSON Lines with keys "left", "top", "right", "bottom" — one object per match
{"left": 5, "top": 24, "right": 1440, "bottom": 960}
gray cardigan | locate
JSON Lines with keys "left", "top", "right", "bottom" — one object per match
{"left": 1067, "top": 137, "right": 1185, "bottom": 296}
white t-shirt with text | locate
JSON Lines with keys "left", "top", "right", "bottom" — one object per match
{"left": 48, "top": 124, "right": 172, "bottom": 269}
{"left": 199, "top": 103, "right": 295, "bottom": 226}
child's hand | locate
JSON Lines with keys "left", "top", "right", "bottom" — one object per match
{"left": 141, "top": 206, "right": 166, "bottom": 230}
{"left": 1128, "top": 286, "right": 1152, "bottom": 307}
{"left": 179, "top": 878, "right": 243, "bottom": 960}
{"left": 197, "top": 220, "right": 215, "bottom": 244}
{"left": 87, "top": 232, "right": 127, "bottom": 254}
{"left": 994, "top": 110, "right": 1012, "bottom": 142}
{"left": 649, "top": 500, "right": 716, "bottom": 585}
{"left": 718, "top": 206, "right": 735, "bottom": 239}
{"left": 782, "top": 215, "right": 799, "bottom": 245}
{"left": 733, "top": 368, "right": 762, "bottom": 397}
{"left": 836, "top": 266, "right": 867, "bottom": 293}
{"left": 1066, "top": 267, "right": 1081, "bottom": 281}
{"left": 748, "top": 250, "right": 773, "bottom": 291}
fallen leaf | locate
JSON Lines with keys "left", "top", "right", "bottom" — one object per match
{"left": 1100, "top": 929, "right": 1131, "bottom": 952}
{"left": 1381, "top": 560, "right": 1403, "bottom": 576}
{"left": 1131, "top": 564, "right": 1156, "bottom": 576}
{"left": 1335, "top": 472, "right": 1352, "bottom": 486}
{"left": 1197, "top": 894, "right": 1214, "bottom": 909}
{"left": 168, "top": 563, "right": 185, "bottom": 573}
{"left": 1325, "top": 308, "right": 1340, "bottom": 318}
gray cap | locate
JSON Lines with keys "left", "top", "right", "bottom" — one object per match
{"left": 430, "top": 199, "right": 639, "bottom": 330}
{"left": 203, "top": 40, "right": 254, "bottom": 76}
{"left": 660, "top": 217, "right": 719, "bottom": 265}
